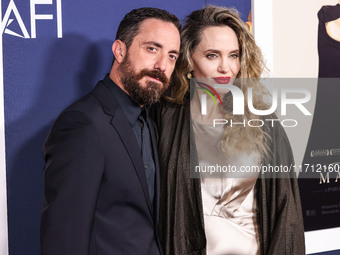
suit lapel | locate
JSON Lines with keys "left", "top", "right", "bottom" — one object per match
{"left": 92, "top": 82, "right": 153, "bottom": 216}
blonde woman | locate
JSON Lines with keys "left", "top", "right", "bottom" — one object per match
{"left": 151, "top": 5, "right": 305, "bottom": 255}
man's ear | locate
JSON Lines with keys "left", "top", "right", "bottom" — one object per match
{"left": 112, "top": 40, "right": 127, "bottom": 63}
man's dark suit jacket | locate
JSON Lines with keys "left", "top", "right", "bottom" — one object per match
{"left": 40, "top": 78, "right": 162, "bottom": 255}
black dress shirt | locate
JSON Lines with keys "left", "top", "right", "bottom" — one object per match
{"left": 102, "top": 74, "right": 155, "bottom": 203}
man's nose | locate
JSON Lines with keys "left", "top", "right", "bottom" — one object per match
{"left": 154, "top": 53, "right": 167, "bottom": 72}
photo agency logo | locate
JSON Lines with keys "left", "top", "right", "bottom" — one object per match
{"left": 0, "top": 0, "right": 62, "bottom": 38}
{"left": 197, "top": 80, "right": 312, "bottom": 128}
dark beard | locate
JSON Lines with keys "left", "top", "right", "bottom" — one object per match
{"left": 118, "top": 54, "right": 169, "bottom": 105}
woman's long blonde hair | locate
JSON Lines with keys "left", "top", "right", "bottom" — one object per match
{"left": 167, "top": 5, "right": 270, "bottom": 157}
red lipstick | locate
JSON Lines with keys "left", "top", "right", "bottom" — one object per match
{"left": 214, "top": 77, "right": 231, "bottom": 84}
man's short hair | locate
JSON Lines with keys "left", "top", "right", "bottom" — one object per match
{"left": 116, "top": 7, "right": 181, "bottom": 49}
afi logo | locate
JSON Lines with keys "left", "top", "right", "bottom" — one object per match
{"left": 0, "top": 0, "right": 62, "bottom": 38}
{"left": 200, "top": 83, "right": 312, "bottom": 116}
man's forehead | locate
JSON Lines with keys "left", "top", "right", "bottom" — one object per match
{"left": 137, "top": 18, "right": 179, "bottom": 36}
{"left": 139, "top": 18, "right": 176, "bottom": 28}
{"left": 134, "top": 18, "right": 180, "bottom": 47}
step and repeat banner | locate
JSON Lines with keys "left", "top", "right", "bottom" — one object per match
{"left": 2, "top": 0, "right": 340, "bottom": 254}
{"left": 0, "top": 1, "right": 250, "bottom": 254}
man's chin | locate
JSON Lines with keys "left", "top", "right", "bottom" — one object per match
{"left": 140, "top": 79, "right": 164, "bottom": 90}
{"left": 124, "top": 79, "right": 168, "bottom": 105}
{"left": 129, "top": 89, "right": 162, "bottom": 105}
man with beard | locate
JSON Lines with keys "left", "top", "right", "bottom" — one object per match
{"left": 40, "top": 7, "right": 180, "bottom": 255}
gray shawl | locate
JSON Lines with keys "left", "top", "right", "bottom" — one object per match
{"left": 150, "top": 95, "right": 305, "bottom": 255}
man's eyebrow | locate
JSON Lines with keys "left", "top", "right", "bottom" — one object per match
{"left": 142, "top": 41, "right": 179, "bottom": 55}
{"left": 142, "top": 41, "right": 163, "bottom": 48}
{"left": 169, "top": 49, "right": 179, "bottom": 55}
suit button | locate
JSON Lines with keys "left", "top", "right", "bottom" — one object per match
{"left": 145, "top": 163, "right": 148, "bottom": 168}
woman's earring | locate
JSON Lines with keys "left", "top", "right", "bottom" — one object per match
{"left": 186, "top": 72, "right": 193, "bottom": 80}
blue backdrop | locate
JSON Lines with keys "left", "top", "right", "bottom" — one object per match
{"left": 2, "top": 0, "right": 252, "bottom": 254}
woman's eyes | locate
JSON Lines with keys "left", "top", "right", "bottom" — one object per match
{"left": 205, "top": 53, "right": 239, "bottom": 59}
{"left": 206, "top": 53, "right": 217, "bottom": 59}
{"left": 230, "top": 53, "right": 239, "bottom": 59}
